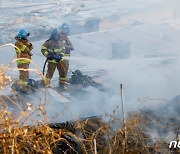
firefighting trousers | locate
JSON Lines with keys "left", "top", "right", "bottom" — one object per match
{"left": 17, "top": 63, "right": 29, "bottom": 84}
{"left": 46, "top": 62, "right": 67, "bottom": 83}
{"left": 64, "top": 59, "right": 69, "bottom": 77}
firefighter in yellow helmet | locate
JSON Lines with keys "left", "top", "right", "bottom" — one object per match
{"left": 59, "top": 23, "right": 74, "bottom": 82}
{"left": 14, "top": 29, "right": 33, "bottom": 92}
{"left": 41, "top": 28, "right": 67, "bottom": 89}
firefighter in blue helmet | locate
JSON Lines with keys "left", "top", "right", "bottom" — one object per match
{"left": 14, "top": 29, "right": 33, "bottom": 92}
{"left": 59, "top": 23, "right": 74, "bottom": 82}
{"left": 60, "top": 23, "right": 70, "bottom": 34}
{"left": 41, "top": 28, "right": 67, "bottom": 89}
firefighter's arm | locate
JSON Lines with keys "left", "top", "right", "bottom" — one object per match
{"left": 26, "top": 41, "right": 33, "bottom": 51}
{"left": 65, "top": 38, "right": 74, "bottom": 51}
{"left": 41, "top": 41, "right": 53, "bottom": 58}
{"left": 62, "top": 40, "right": 73, "bottom": 52}
{"left": 25, "top": 41, "right": 33, "bottom": 56}
{"left": 64, "top": 43, "right": 74, "bottom": 51}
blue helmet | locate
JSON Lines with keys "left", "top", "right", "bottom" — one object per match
{"left": 51, "top": 28, "right": 60, "bottom": 35}
{"left": 50, "top": 28, "right": 60, "bottom": 39}
{"left": 60, "top": 23, "right": 69, "bottom": 34}
{"left": 17, "top": 29, "right": 30, "bottom": 39}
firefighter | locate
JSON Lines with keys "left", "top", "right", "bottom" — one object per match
{"left": 59, "top": 23, "right": 74, "bottom": 82}
{"left": 41, "top": 28, "right": 67, "bottom": 89}
{"left": 14, "top": 29, "right": 33, "bottom": 92}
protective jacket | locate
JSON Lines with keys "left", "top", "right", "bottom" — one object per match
{"left": 60, "top": 32, "right": 74, "bottom": 56}
{"left": 41, "top": 38, "right": 65, "bottom": 63}
{"left": 15, "top": 36, "right": 33, "bottom": 65}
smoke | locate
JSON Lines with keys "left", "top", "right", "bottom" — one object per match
{"left": 0, "top": 0, "right": 180, "bottom": 128}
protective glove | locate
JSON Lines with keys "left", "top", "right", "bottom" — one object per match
{"left": 54, "top": 54, "right": 63, "bottom": 62}
{"left": 48, "top": 52, "right": 54, "bottom": 60}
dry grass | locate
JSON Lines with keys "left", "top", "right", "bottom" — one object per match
{"left": 0, "top": 64, "right": 11, "bottom": 90}
{"left": 0, "top": 63, "right": 179, "bottom": 154}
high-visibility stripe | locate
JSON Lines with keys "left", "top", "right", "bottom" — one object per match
{"left": 59, "top": 77, "right": 67, "bottom": 81}
{"left": 54, "top": 47, "right": 64, "bottom": 52}
{"left": 15, "top": 45, "right": 27, "bottom": 52}
{"left": 47, "top": 59, "right": 57, "bottom": 63}
{"left": 60, "top": 59, "right": 64, "bottom": 62}
{"left": 41, "top": 46, "right": 47, "bottom": 50}
{"left": 18, "top": 79, "right": 28, "bottom": 85}
{"left": 21, "top": 45, "right": 27, "bottom": 52}
{"left": 64, "top": 53, "right": 70, "bottom": 56}
{"left": 41, "top": 46, "right": 49, "bottom": 57}
{"left": 44, "top": 51, "right": 49, "bottom": 57}
{"left": 17, "top": 59, "right": 31, "bottom": 64}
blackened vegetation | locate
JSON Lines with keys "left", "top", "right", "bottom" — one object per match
{"left": 70, "top": 70, "right": 102, "bottom": 88}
